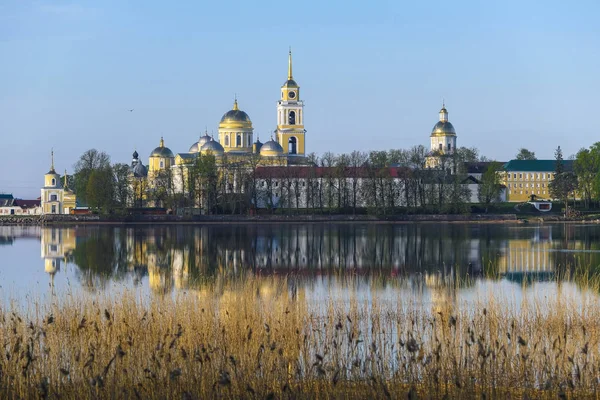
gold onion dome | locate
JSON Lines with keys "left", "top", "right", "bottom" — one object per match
{"left": 431, "top": 121, "right": 456, "bottom": 135}
{"left": 189, "top": 131, "right": 212, "bottom": 153}
{"left": 260, "top": 139, "right": 284, "bottom": 157}
{"left": 431, "top": 105, "right": 455, "bottom": 135}
{"left": 219, "top": 99, "right": 252, "bottom": 129}
{"left": 150, "top": 137, "right": 175, "bottom": 158}
{"left": 200, "top": 137, "right": 225, "bottom": 155}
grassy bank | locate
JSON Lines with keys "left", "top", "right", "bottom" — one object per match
{"left": 1, "top": 277, "right": 600, "bottom": 399}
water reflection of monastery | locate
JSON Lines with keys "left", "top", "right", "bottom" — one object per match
{"left": 37, "top": 224, "right": 598, "bottom": 293}
{"left": 497, "top": 226, "right": 556, "bottom": 282}
{"left": 40, "top": 227, "right": 76, "bottom": 286}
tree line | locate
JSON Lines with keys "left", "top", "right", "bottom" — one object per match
{"left": 72, "top": 146, "right": 509, "bottom": 215}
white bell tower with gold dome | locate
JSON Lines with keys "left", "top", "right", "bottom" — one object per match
{"left": 276, "top": 49, "right": 305, "bottom": 156}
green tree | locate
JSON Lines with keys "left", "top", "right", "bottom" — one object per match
{"left": 86, "top": 168, "right": 115, "bottom": 212}
{"left": 73, "top": 149, "right": 111, "bottom": 205}
{"left": 515, "top": 148, "right": 537, "bottom": 160}
{"left": 549, "top": 146, "right": 578, "bottom": 216}
{"left": 574, "top": 147, "right": 598, "bottom": 208}
{"left": 112, "top": 163, "right": 132, "bottom": 208}
{"left": 477, "top": 161, "right": 503, "bottom": 210}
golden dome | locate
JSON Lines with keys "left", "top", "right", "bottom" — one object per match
{"left": 219, "top": 100, "right": 253, "bottom": 129}
{"left": 431, "top": 121, "right": 456, "bottom": 136}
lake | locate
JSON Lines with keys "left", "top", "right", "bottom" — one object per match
{"left": 2, "top": 223, "right": 600, "bottom": 309}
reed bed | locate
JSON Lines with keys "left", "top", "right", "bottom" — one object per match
{"left": 1, "top": 276, "right": 600, "bottom": 399}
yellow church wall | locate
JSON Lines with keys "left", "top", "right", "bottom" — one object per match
{"left": 278, "top": 133, "right": 305, "bottom": 155}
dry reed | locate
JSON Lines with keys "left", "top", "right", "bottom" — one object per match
{"left": 1, "top": 275, "right": 600, "bottom": 399}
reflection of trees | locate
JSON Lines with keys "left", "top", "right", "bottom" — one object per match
{"left": 549, "top": 225, "right": 600, "bottom": 284}
{"left": 69, "top": 227, "right": 129, "bottom": 290}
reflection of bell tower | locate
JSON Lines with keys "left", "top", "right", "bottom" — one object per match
{"left": 276, "top": 49, "right": 305, "bottom": 156}
{"left": 41, "top": 227, "right": 77, "bottom": 287}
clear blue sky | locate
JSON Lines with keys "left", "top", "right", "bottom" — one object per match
{"left": 1, "top": 0, "right": 599, "bottom": 198}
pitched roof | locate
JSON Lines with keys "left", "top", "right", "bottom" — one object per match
{"left": 0, "top": 194, "right": 15, "bottom": 207}
{"left": 253, "top": 166, "right": 412, "bottom": 179}
{"left": 503, "top": 159, "right": 574, "bottom": 172}
{"left": 463, "top": 161, "right": 506, "bottom": 174}
{"left": 14, "top": 199, "right": 40, "bottom": 209}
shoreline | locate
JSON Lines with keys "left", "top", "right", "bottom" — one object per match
{"left": 0, "top": 213, "right": 589, "bottom": 225}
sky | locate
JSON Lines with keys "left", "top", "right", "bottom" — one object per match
{"left": 1, "top": 0, "right": 599, "bottom": 198}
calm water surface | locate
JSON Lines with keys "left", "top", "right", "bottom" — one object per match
{"left": 2, "top": 223, "right": 600, "bottom": 309}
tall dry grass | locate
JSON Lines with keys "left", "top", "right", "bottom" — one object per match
{"left": 1, "top": 275, "right": 600, "bottom": 399}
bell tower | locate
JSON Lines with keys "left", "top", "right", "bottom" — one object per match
{"left": 276, "top": 49, "right": 305, "bottom": 156}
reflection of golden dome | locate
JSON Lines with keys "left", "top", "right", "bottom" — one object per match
{"left": 45, "top": 259, "right": 59, "bottom": 275}
{"left": 219, "top": 100, "right": 253, "bottom": 129}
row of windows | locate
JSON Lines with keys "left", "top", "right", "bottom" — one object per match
{"left": 509, "top": 190, "right": 547, "bottom": 195}
{"left": 507, "top": 183, "right": 546, "bottom": 188}
{"left": 262, "top": 181, "right": 307, "bottom": 188}
{"left": 506, "top": 173, "right": 554, "bottom": 180}
{"left": 223, "top": 134, "right": 252, "bottom": 147}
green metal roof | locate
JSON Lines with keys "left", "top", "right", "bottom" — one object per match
{"left": 503, "top": 159, "right": 574, "bottom": 172}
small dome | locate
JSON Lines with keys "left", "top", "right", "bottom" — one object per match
{"left": 189, "top": 132, "right": 212, "bottom": 153}
{"left": 431, "top": 121, "right": 456, "bottom": 135}
{"left": 260, "top": 139, "right": 284, "bottom": 157}
{"left": 200, "top": 138, "right": 225, "bottom": 155}
{"left": 150, "top": 137, "right": 175, "bottom": 158}
{"left": 132, "top": 161, "right": 148, "bottom": 178}
{"left": 282, "top": 79, "right": 298, "bottom": 88}
{"left": 133, "top": 150, "right": 139, "bottom": 159}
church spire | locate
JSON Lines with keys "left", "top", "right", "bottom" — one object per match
{"left": 50, "top": 149, "right": 55, "bottom": 173}
{"left": 233, "top": 95, "right": 239, "bottom": 111}
{"left": 288, "top": 48, "right": 293, "bottom": 80}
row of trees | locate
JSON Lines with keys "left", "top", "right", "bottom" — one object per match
{"left": 141, "top": 145, "right": 501, "bottom": 215}
{"left": 71, "top": 145, "right": 510, "bottom": 215}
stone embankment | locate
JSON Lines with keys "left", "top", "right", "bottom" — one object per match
{"left": 0, "top": 213, "right": 518, "bottom": 225}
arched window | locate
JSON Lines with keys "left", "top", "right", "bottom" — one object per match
{"left": 236, "top": 134, "right": 242, "bottom": 147}
{"left": 288, "top": 137, "right": 297, "bottom": 154}
{"left": 248, "top": 136, "right": 252, "bottom": 147}
{"left": 225, "top": 135, "right": 229, "bottom": 146}
{"left": 448, "top": 143, "right": 452, "bottom": 152}
{"left": 439, "top": 143, "right": 442, "bottom": 151}
{"left": 288, "top": 111, "right": 296, "bottom": 125}
{"left": 160, "top": 160, "right": 164, "bottom": 169}
{"left": 51, "top": 178, "right": 56, "bottom": 186}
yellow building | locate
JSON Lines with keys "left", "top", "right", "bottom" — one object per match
{"left": 40, "top": 151, "right": 77, "bottom": 214}
{"left": 219, "top": 99, "right": 254, "bottom": 153}
{"left": 501, "top": 160, "right": 574, "bottom": 202}
{"left": 148, "top": 137, "right": 175, "bottom": 176}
